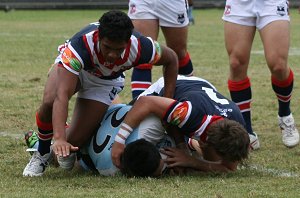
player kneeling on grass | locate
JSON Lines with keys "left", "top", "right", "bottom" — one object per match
{"left": 22, "top": 10, "right": 178, "bottom": 177}
{"left": 112, "top": 76, "right": 251, "bottom": 174}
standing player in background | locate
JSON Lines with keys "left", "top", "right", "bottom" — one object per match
{"left": 223, "top": 0, "right": 299, "bottom": 148}
{"left": 23, "top": 10, "right": 178, "bottom": 177}
{"left": 128, "top": 0, "right": 194, "bottom": 98}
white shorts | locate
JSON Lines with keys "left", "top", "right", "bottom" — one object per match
{"left": 222, "top": 0, "right": 290, "bottom": 30}
{"left": 77, "top": 70, "right": 125, "bottom": 105}
{"left": 128, "top": 0, "right": 189, "bottom": 27}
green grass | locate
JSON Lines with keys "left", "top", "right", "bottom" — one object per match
{"left": 1, "top": 9, "right": 300, "bottom": 197}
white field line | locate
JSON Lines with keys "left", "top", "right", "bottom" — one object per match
{"left": 0, "top": 32, "right": 69, "bottom": 39}
{"left": 0, "top": 131, "right": 23, "bottom": 139}
{"left": 251, "top": 47, "right": 300, "bottom": 56}
{"left": 240, "top": 164, "right": 299, "bottom": 178}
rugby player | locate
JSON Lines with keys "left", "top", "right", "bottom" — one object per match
{"left": 223, "top": 0, "right": 299, "bottom": 148}
{"left": 23, "top": 10, "right": 178, "bottom": 177}
{"left": 128, "top": 0, "right": 194, "bottom": 98}
{"left": 112, "top": 76, "right": 250, "bottom": 174}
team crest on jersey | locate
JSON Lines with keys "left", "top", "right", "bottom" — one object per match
{"left": 62, "top": 48, "right": 82, "bottom": 72}
{"left": 169, "top": 102, "right": 190, "bottom": 126}
{"left": 177, "top": 13, "right": 185, "bottom": 24}
{"left": 277, "top": 5, "right": 287, "bottom": 16}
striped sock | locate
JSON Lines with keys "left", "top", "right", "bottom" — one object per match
{"left": 36, "top": 112, "right": 53, "bottom": 156}
{"left": 228, "top": 77, "right": 254, "bottom": 135}
{"left": 179, "top": 52, "right": 193, "bottom": 76}
{"left": 131, "top": 65, "right": 152, "bottom": 99}
{"left": 271, "top": 69, "right": 293, "bottom": 117}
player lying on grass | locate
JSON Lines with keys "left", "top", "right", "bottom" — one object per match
{"left": 25, "top": 104, "right": 177, "bottom": 177}
{"left": 112, "top": 75, "right": 250, "bottom": 173}
{"left": 25, "top": 76, "right": 251, "bottom": 177}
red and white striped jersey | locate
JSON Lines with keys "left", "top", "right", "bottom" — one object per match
{"left": 57, "top": 22, "right": 162, "bottom": 79}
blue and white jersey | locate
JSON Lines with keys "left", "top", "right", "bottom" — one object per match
{"left": 85, "top": 104, "right": 174, "bottom": 176}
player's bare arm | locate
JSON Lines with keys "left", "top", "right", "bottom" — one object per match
{"left": 52, "top": 66, "right": 79, "bottom": 157}
{"left": 111, "top": 96, "right": 175, "bottom": 167}
{"left": 153, "top": 45, "right": 178, "bottom": 98}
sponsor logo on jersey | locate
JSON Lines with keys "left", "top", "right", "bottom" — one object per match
{"left": 70, "top": 59, "right": 81, "bottom": 71}
{"left": 62, "top": 48, "right": 82, "bottom": 72}
{"left": 170, "top": 102, "right": 189, "bottom": 125}
{"left": 93, "top": 134, "right": 111, "bottom": 154}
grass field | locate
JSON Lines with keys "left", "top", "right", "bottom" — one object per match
{"left": 0, "top": 9, "right": 300, "bottom": 197}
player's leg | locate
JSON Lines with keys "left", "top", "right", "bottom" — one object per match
{"left": 128, "top": 0, "right": 160, "bottom": 98}
{"left": 130, "top": 19, "right": 159, "bottom": 99}
{"left": 161, "top": 25, "right": 193, "bottom": 76}
{"left": 56, "top": 71, "right": 124, "bottom": 169}
{"left": 224, "top": 21, "right": 256, "bottom": 137}
{"left": 158, "top": 0, "right": 193, "bottom": 77}
{"left": 56, "top": 98, "right": 109, "bottom": 170}
{"left": 259, "top": 20, "right": 299, "bottom": 147}
{"left": 67, "top": 99, "right": 108, "bottom": 147}
{"left": 23, "top": 63, "right": 80, "bottom": 176}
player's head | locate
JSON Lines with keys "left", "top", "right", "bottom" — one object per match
{"left": 121, "top": 139, "right": 163, "bottom": 177}
{"left": 203, "top": 119, "right": 250, "bottom": 163}
{"left": 98, "top": 10, "right": 133, "bottom": 63}
{"left": 98, "top": 10, "right": 133, "bottom": 43}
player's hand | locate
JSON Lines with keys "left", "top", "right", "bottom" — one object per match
{"left": 111, "top": 142, "right": 125, "bottom": 168}
{"left": 52, "top": 139, "right": 79, "bottom": 157}
{"left": 161, "top": 147, "right": 195, "bottom": 168}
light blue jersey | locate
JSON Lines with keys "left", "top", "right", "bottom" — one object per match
{"left": 84, "top": 104, "right": 174, "bottom": 176}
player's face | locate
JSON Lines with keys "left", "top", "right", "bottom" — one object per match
{"left": 99, "top": 37, "right": 127, "bottom": 63}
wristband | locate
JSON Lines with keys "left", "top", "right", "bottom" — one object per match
{"left": 121, "top": 123, "right": 133, "bottom": 132}
{"left": 118, "top": 128, "right": 131, "bottom": 139}
{"left": 115, "top": 123, "right": 133, "bottom": 145}
{"left": 114, "top": 135, "right": 126, "bottom": 145}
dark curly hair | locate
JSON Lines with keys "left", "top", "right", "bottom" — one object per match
{"left": 204, "top": 119, "right": 250, "bottom": 162}
{"left": 121, "top": 139, "right": 161, "bottom": 177}
{"left": 98, "top": 10, "right": 134, "bottom": 42}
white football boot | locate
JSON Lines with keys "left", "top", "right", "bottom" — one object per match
{"left": 249, "top": 132, "right": 260, "bottom": 150}
{"left": 278, "top": 114, "right": 299, "bottom": 147}
{"left": 23, "top": 151, "right": 52, "bottom": 177}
